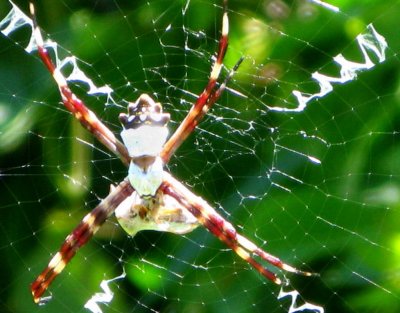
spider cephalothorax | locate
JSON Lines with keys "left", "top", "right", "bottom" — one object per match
{"left": 29, "top": 0, "right": 313, "bottom": 305}
{"left": 119, "top": 94, "right": 170, "bottom": 197}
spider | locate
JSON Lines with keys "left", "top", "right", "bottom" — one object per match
{"left": 29, "top": 0, "right": 313, "bottom": 304}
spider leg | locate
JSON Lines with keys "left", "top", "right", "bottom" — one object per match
{"left": 29, "top": 3, "right": 130, "bottom": 166}
{"left": 160, "top": 0, "right": 242, "bottom": 163}
{"left": 31, "top": 180, "right": 134, "bottom": 304}
{"left": 161, "top": 172, "right": 315, "bottom": 283}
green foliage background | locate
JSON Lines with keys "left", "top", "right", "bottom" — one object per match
{"left": 1, "top": 0, "right": 400, "bottom": 312}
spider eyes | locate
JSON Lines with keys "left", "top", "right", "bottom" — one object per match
{"left": 119, "top": 94, "right": 170, "bottom": 130}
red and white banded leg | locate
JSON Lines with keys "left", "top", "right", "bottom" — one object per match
{"left": 29, "top": 3, "right": 130, "bottom": 165}
{"left": 31, "top": 180, "right": 134, "bottom": 304}
{"left": 161, "top": 172, "right": 314, "bottom": 284}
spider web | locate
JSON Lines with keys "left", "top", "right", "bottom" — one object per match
{"left": 1, "top": 0, "right": 400, "bottom": 312}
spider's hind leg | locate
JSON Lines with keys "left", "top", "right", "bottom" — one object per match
{"left": 31, "top": 180, "right": 133, "bottom": 304}
{"left": 161, "top": 173, "right": 315, "bottom": 284}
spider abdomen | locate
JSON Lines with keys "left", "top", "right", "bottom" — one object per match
{"left": 115, "top": 189, "right": 199, "bottom": 236}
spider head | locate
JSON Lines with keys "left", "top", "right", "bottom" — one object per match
{"left": 119, "top": 94, "right": 170, "bottom": 158}
{"left": 119, "top": 94, "right": 170, "bottom": 129}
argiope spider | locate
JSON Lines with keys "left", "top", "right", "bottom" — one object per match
{"left": 29, "top": 0, "right": 313, "bottom": 304}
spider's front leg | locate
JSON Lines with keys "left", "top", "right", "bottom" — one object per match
{"left": 29, "top": 3, "right": 130, "bottom": 165}
{"left": 160, "top": 0, "right": 242, "bottom": 163}
{"left": 161, "top": 172, "right": 315, "bottom": 284}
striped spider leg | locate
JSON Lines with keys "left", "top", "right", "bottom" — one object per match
{"left": 30, "top": 180, "right": 134, "bottom": 304}
{"left": 29, "top": 0, "right": 313, "bottom": 305}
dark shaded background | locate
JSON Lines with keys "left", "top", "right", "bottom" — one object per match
{"left": 1, "top": 1, "right": 400, "bottom": 312}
